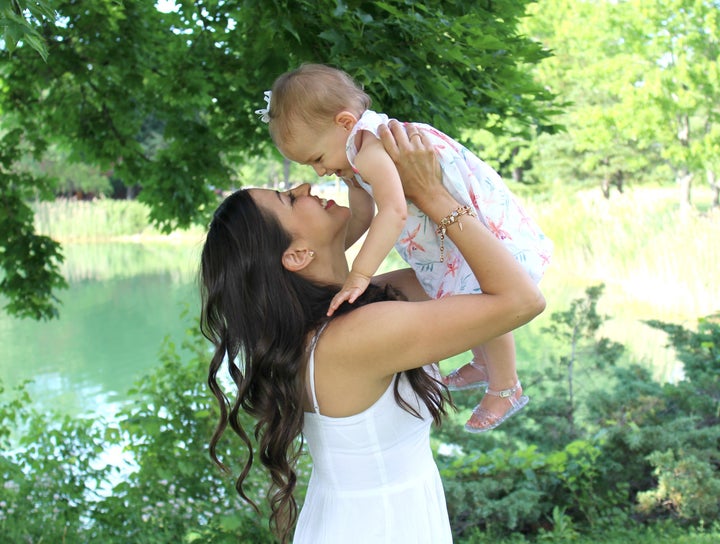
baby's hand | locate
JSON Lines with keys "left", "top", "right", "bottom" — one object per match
{"left": 327, "top": 270, "right": 372, "bottom": 316}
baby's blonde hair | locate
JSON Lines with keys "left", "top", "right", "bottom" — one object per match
{"left": 267, "top": 64, "right": 371, "bottom": 147}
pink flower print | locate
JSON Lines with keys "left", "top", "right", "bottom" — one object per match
{"left": 444, "top": 256, "right": 460, "bottom": 278}
{"left": 539, "top": 251, "right": 552, "bottom": 268}
{"left": 399, "top": 224, "right": 426, "bottom": 257}
{"left": 478, "top": 187, "right": 500, "bottom": 209}
{"left": 515, "top": 203, "right": 535, "bottom": 230}
{"left": 429, "top": 128, "right": 459, "bottom": 150}
{"left": 469, "top": 189, "right": 481, "bottom": 210}
{"left": 426, "top": 127, "right": 444, "bottom": 138}
{"left": 487, "top": 216, "right": 511, "bottom": 240}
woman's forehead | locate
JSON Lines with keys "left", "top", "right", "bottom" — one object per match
{"left": 247, "top": 188, "right": 280, "bottom": 210}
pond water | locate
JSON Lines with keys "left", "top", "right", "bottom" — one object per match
{"left": 0, "top": 240, "right": 203, "bottom": 418}
{"left": 0, "top": 236, "right": 691, "bottom": 419}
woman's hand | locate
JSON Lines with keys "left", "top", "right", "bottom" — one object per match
{"left": 378, "top": 121, "right": 444, "bottom": 206}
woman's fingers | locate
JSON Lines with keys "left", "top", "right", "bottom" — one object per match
{"left": 408, "top": 128, "right": 423, "bottom": 148}
{"left": 394, "top": 121, "right": 415, "bottom": 150}
{"left": 380, "top": 120, "right": 426, "bottom": 160}
{"left": 378, "top": 120, "right": 401, "bottom": 160}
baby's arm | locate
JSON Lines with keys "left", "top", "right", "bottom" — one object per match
{"left": 343, "top": 177, "right": 375, "bottom": 249}
{"left": 328, "top": 135, "right": 408, "bottom": 315}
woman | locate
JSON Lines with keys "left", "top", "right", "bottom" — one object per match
{"left": 199, "top": 121, "right": 546, "bottom": 543}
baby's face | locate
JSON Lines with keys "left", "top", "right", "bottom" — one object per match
{"left": 280, "top": 120, "right": 354, "bottom": 180}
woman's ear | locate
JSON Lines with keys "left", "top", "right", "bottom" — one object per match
{"left": 335, "top": 111, "right": 357, "bottom": 131}
{"left": 281, "top": 248, "right": 315, "bottom": 272}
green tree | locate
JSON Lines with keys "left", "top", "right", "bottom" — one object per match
{"left": 524, "top": 0, "right": 720, "bottom": 205}
{"left": 18, "top": 144, "right": 113, "bottom": 197}
{"left": 0, "top": 0, "right": 55, "bottom": 60}
{"left": 523, "top": 0, "right": 665, "bottom": 195}
{"left": 0, "top": 0, "right": 559, "bottom": 320}
{"left": 620, "top": 0, "right": 720, "bottom": 208}
{"left": 536, "top": 284, "right": 624, "bottom": 437}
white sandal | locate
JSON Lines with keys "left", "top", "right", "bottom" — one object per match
{"left": 442, "top": 359, "right": 489, "bottom": 391}
{"left": 465, "top": 381, "right": 528, "bottom": 433}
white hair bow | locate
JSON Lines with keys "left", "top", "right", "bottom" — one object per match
{"left": 254, "top": 90, "right": 272, "bottom": 123}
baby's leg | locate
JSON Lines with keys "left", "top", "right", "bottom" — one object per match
{"left": 442, "top": 334, "right": 514, "bottom": 391}
{"left": 478, "top": 332, "right": 517, "bottom": 390}
{"left": 465, "top": 332, "right": 529, "bottom": 433}
{"left": 442, "top": 346, "right": 489, "bottom": 390}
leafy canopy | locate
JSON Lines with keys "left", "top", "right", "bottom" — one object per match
{"left": 0, "top": 0, "right": 558, "bottom": 319}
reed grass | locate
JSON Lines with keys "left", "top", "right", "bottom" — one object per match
{"left": 32, "top": 198, "right": 204, "bottom": 241}
{"left": 523, "top": 186, "right": 720, "bottom": 320}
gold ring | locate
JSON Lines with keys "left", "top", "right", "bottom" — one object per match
{"left": 410, "top": 133, "right": 422, "bottom": 140}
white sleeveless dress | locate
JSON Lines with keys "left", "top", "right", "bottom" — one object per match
{"left": 293, "top": 344, "right": 452, "bottom": 543}
{"left": 346, "top": 110, "right": 553, "bottom": 299}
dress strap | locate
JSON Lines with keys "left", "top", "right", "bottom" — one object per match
{"left": 307, "top": 345, "right": 321, "bottom": 414}
{"left": 307, "top": 324, "right": 328, "bottom": 414}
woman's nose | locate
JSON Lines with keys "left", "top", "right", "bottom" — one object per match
{"left": 296, "top": 183, "right": 311, "bottom": 195}
{"left": 312, "top": 164, "right": 325, "bottom": 176}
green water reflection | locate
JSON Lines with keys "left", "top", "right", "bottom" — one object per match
{"left": 0, "top": 241, "right": 202, "bottom": 417}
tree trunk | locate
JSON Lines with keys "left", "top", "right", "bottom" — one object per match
{"left": 677, "top": 168, "right": 693, "bottom": 210}
{"left": 708, "top": 169, "right": 720, "bottom": 210}
{"left": 512, "top": 166, "right": 524, "bottom": 183}
{"left": 567, "top": 326, "right": 578, "bottom": 434}
{"left": 676, "top": 114, "right": 692, "bottom": 209}
{"left": 601, "top": 170, "right": 623, "bottom": 199}
{"left": 510, "top": 145, "right": 524, "bottom": 183}
{"left": 601, "top": 177, "right": 610, "bottom": 199}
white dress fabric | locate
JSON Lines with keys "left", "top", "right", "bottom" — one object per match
{"left": 346, "top": 110, "right": 554, "bottom": 298}
{"left": 293, "top": 344, "right": 452, "bottom": 543}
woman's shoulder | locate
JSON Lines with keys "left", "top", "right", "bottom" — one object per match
{"left": 310, "top": 307, "right": 402, "bottom": 415}
{"left": 316, "top": 300, "right": 403, "bottom": 355}
{"left": 323, "top": 298, "right": 404, "bottom": 335}
{"left": 318, "top": 298, "right": 435, "bottom": 371}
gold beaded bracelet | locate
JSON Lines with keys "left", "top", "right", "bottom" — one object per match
{"left": 435, "top": 205, "right": 477, "bottom": 262}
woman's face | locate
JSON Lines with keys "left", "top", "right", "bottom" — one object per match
{"left": 249, "top": 183, "right": 350, "bottom": 251}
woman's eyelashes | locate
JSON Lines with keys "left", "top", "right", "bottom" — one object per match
{"left": 288, "top": 191, "right": 297, "bottom": 205}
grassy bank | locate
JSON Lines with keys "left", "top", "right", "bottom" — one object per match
{"left": 32, "top": 198, "right": 205, "bottom": 242}
{"left": 526, "top": 186, "right": 719, "bottom": 319}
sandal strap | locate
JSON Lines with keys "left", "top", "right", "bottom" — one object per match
{"left": 485, "top": 380, "right": 522, "bottom": 399}
{"left": 469, "top": 359, "right": 487, "bottom": 372}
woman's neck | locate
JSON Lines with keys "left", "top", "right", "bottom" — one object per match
{"left": 300, "top": 244, "right": 349, "bottom": 287}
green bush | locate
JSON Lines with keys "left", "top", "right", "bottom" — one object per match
{"left": 0, "top": 381, "right": 111, "bottom": 542}
{"left": 0, "top": 317, "right": 285, "bottom": 542}
{"left": 439, "top": 287, "right": 720, "bottom": 540}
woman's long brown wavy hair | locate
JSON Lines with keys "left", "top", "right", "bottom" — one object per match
{"left": 199, "top": 189, "right": 450, "bottom": 542}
